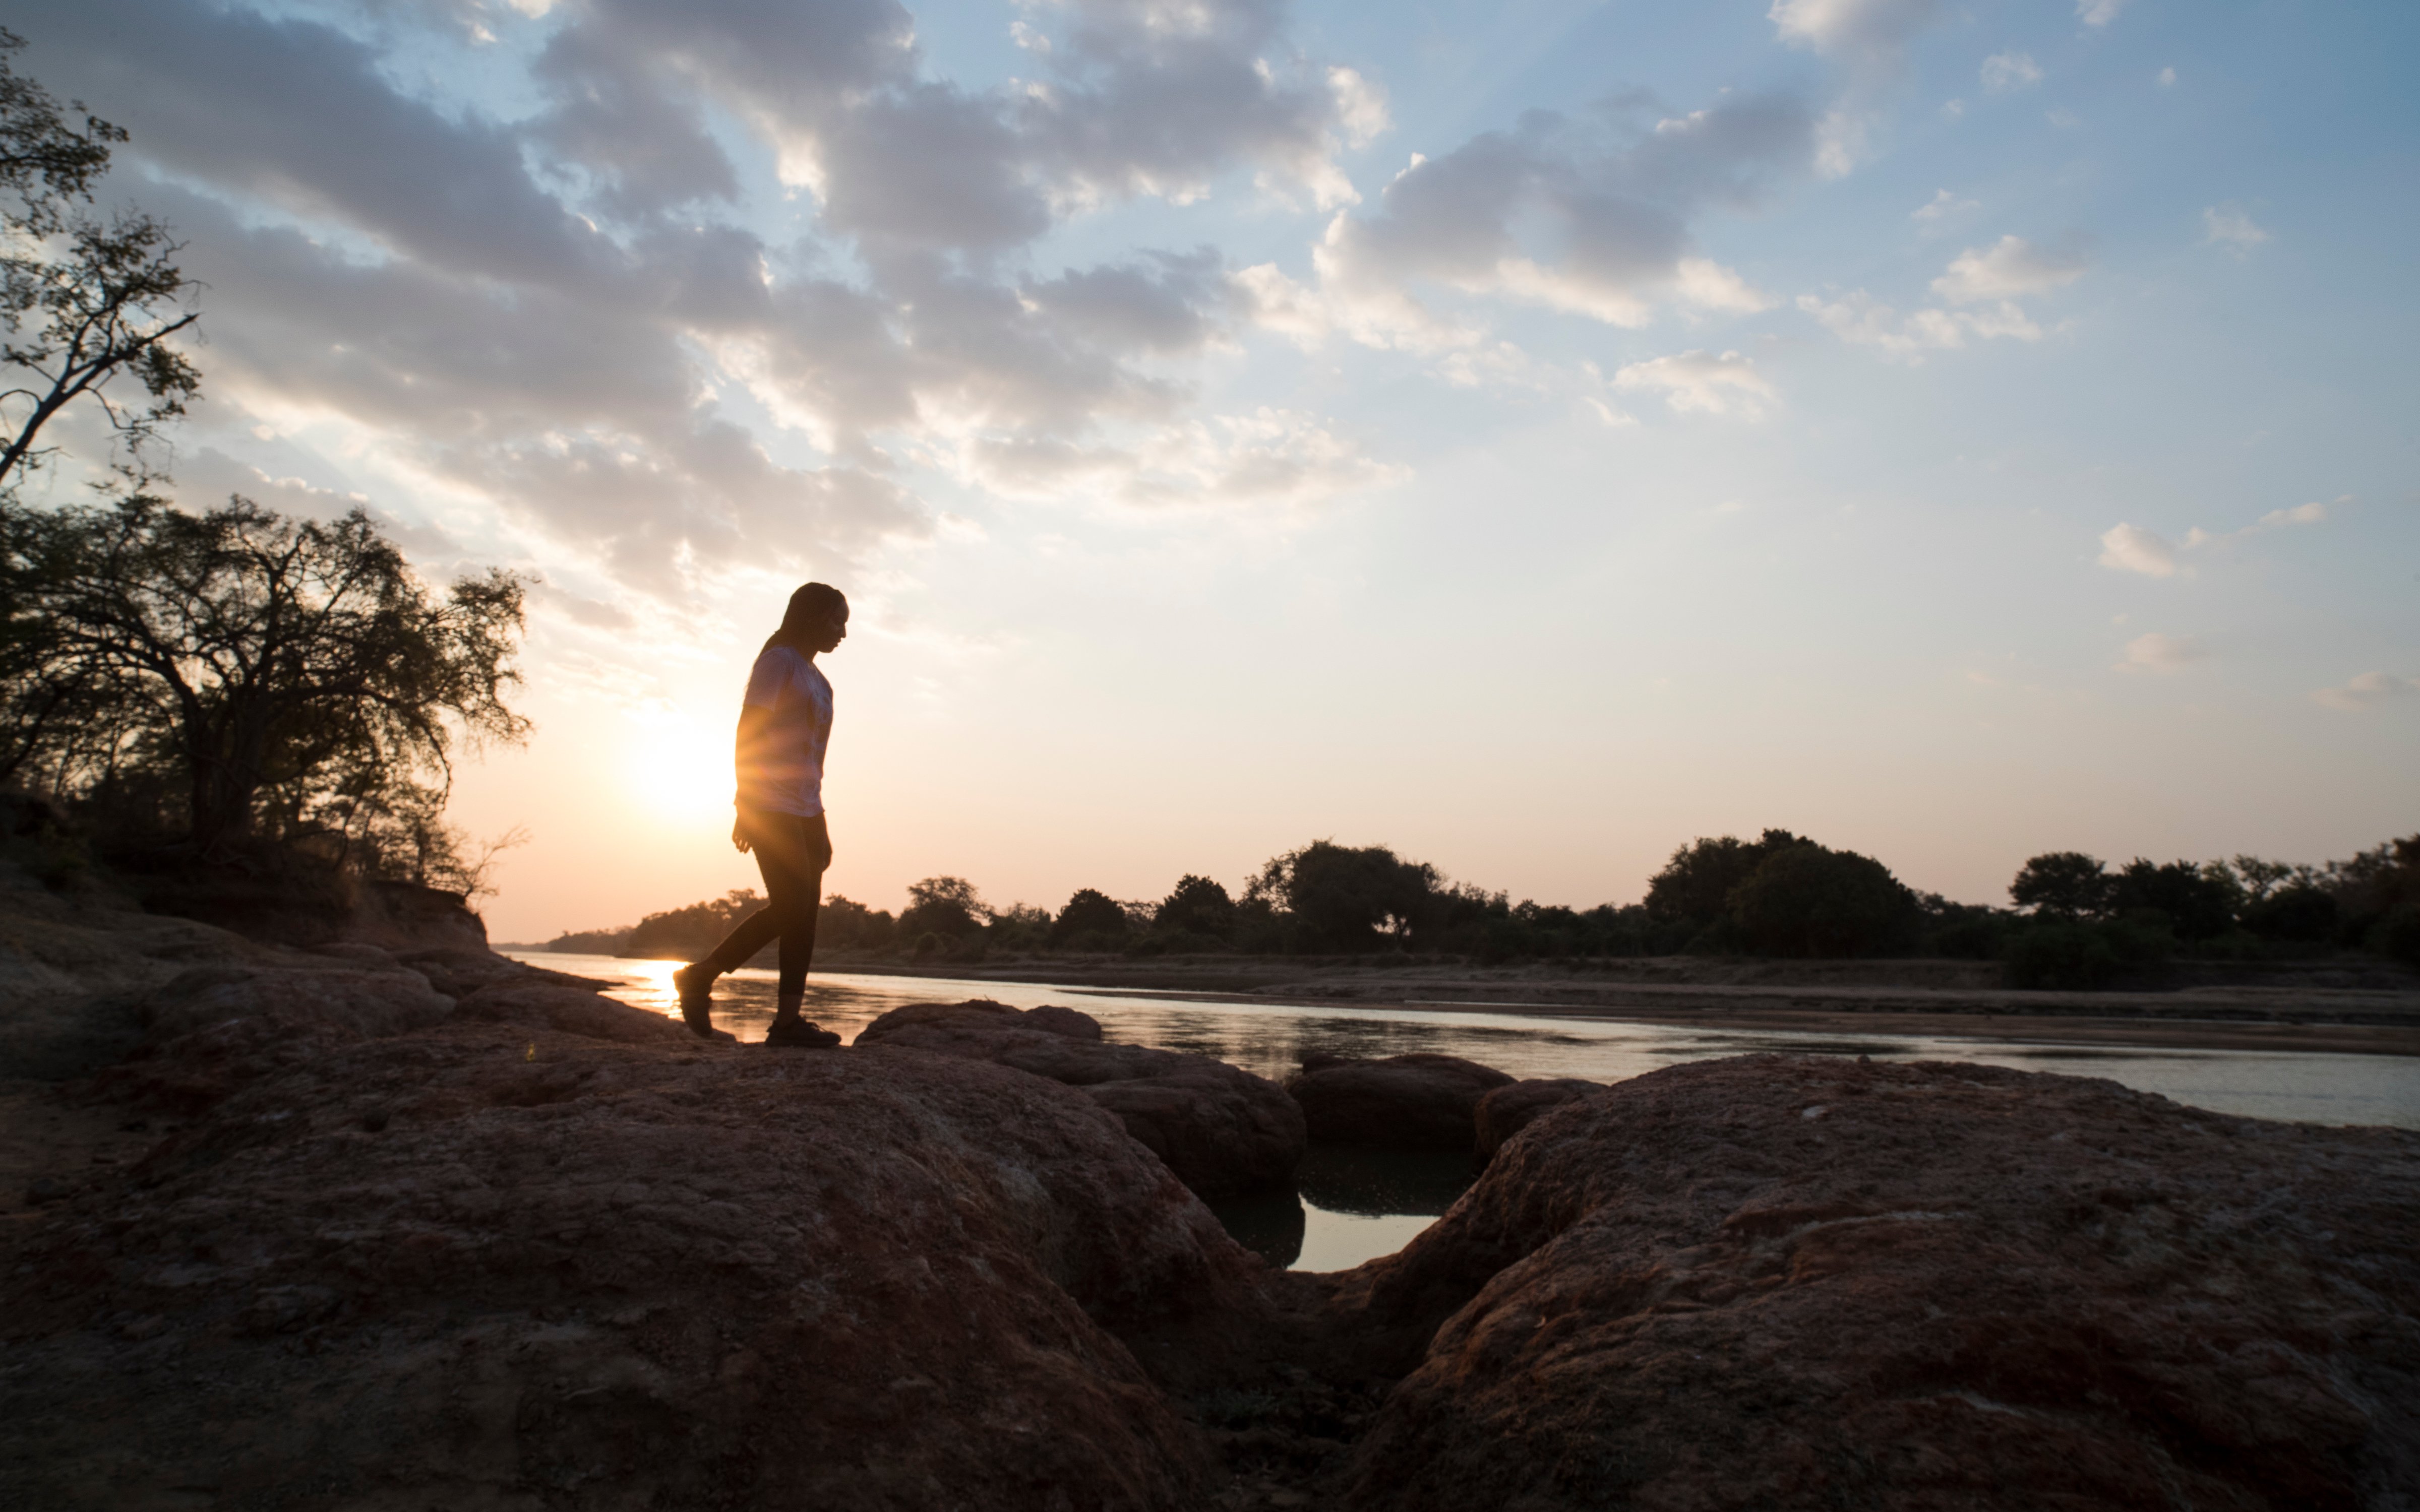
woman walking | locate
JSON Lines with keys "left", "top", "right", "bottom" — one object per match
{"left": 672, "top": 583, "right": 849, "bottom": 1047}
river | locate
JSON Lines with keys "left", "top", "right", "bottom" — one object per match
{"left": 507, "top": 952, "right": 2420, "bottom": 1270}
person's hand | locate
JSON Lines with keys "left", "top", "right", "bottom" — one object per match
{"left": 732, "top": 816, "right": 751, "bottom": 854}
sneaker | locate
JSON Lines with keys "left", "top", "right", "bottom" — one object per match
{"left": 762, "top": 1018, "right": 841, "bottom": 1049}
{"left": 672, "top": 963, "right": 715, "bottom": 1039}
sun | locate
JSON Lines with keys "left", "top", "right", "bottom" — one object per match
{"left": 625, "top": 706, "right": 732, "bottom": 824}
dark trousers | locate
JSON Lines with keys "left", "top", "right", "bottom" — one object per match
{"left": 700, "top": 809, "right": 831, "bottom": 999}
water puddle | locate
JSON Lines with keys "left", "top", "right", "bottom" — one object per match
{"left": 1209, "top": 1146, "right": 1478, "bottom": 1271}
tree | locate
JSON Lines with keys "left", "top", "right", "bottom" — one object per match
{"left": 1644, "top": 829, "right": 1802, "bottom": 930}
{"left": 1727, "top": 842, "right": 1920, "bottom": 958}
{"left": 1155, "top": 873, "right": 1236, "bottom": 938}
{"left": 5, "top": 495, "right": 527, "bottom": 856}
{"left": 1248, "top": 840, "right": 1438, "bottom": 951}
{"left": 2108, "top": 858, "right": 2238, "bottom": 941}
{"left": 1, "top": 30, "right": 200, "bottom": 493}
{"left": 898, "top": 875, "right": 985, "bottom": 939}
{"left": 2009, "top": 851, "right": 2112, "bottom": 921}
{"left": 1051, "top": 887, "right": 1130, "bottom": 947}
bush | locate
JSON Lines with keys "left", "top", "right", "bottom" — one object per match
{"left": 2376, "top": 904, "right": 2420, "bottom": 969}
{"left": 2240, "top": 885, "right": 2339, "bottom": 944}
{"left": 818, "top": 895, "right": 896, "bottom": 952}
{"left": 1726, "top": 843, "right": 1921, "bottom": 958}
{"left": 2006, "top": 922, "right": 2123, "bottom": 989}
{"left": 1249, "top": 840, "right": 1436, "bottom": 952}
{"left": 897, "top": 875, "right": 984, "bottom": 940}
{"left": 2108, "top": 859, "right": 2239, "bottom": 941}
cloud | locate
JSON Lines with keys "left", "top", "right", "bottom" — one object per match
{"left": 2118, "top": 633, "right": 2207, "bottom": 674}
{"left": 2077, "top": 0, "right": 2126, "bottom": 27}
{"left": 2095, "top": 500, "right": 2332, "bottom": 577}
{"left": 2098, "top": 523, "right": 2181, "bottom": 577}
{"left": 1770, "top": 0, "right": 1940, "bottom": 63}
{"left": 1912, "top": 188, "right": 1978, "bottom": 224}
{"left": 2313, "top": 673, "right": 2420, "bottom": 712}
{"left": 2157, "top": 67, "right": 2177, "bottom": 87}
{"left": 1980, "top": 53, "right": 2042, "bottom": 93}
{"left": 2202, "top": 204, "right": 2271, "bottom": 254}
{"left": 1931, "top": 235, "right": 2088, "bottom": 304}
{"left": 1268, "top": 91, "right": 1810, "bottom": 354}
{"left": 1611, "top": 350, "right": 1774, "bottom": 417}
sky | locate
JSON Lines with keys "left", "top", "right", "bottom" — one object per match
{"left": 13, "top": 0, "right": 2417, "bottom": 941}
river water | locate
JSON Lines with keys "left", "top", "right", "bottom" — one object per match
{"left": 507, "top": 953, "right": 2420, "bottom": 1270}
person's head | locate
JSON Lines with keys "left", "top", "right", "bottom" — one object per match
{"left": 769, "top": 582, "right": 849, "bottom": 656}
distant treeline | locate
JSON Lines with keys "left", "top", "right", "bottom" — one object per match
{"left": 535, "top": 831, "right": 2420, "bottom": 986}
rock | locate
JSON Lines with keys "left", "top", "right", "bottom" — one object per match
{"left": 138, "top": 962, "right": 454, "bottom": 1042}
{"left": 449, "top": 977, "right": 693, "bottom": 1045}
{"left": 1472, "top": 1078, "right": 1602, "bottom": 1162}
{"left": 1335, "top": 1054, "right": 2420, "bottom": 1511}
{"left": 1, "top": 1020, "right": 1279, "bottom": 1511}
{"left": 1284, "top": 1053, "right": 1516, "bottom": 1152}
{"left": 858, "top": 1000, "right": 1305, "bottom": 1196}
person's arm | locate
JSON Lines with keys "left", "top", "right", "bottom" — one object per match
{"left": 731, "top": 702, "right": 776, "bottom": 852}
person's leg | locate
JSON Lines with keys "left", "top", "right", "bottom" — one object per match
{"left": 673, "top": 807, "right": 809, "bottom": 1036}
{"left": 769, "top": 813, "right": 832, "bottom": 1019}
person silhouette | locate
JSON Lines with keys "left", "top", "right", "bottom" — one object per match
{"left": 672, "top": 583, "right": 848, "bottom": 1047}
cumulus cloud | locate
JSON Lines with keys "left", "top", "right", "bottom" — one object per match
{"left": 1931, "top": 235, "right": 2088, "bottom": 303}
{"left": 1260, "top": 91, "right": 1808, "bottom": 355}
{"left": 12, "top": 0, "right": 1403, "bottom": 606}
{"left": 2095, "top": 499, "right": 2332, "bottom": 577}
{"left": 2097, "top": 523, "right": 2182, "bottom": 577}
{"left": 2313, "top": 673, "right": 2420, "bottom": 712}
{"left": 2118, "top": 632, "right": 2207, "bottom": 674}
{"left": 2077, "top": 0, "right": 2126, "bottom": 27}
{"left": 1611, "top": 350, "right": 1775, "bottom": 417}
{"left": 2202, "top": 204, "right": 2271, "bottom": 254}
{"left": 1770, "top": 0, "right": 1940, "bottom": 64}
{"left": 1912, "top": 188, "right": 1978, "bottom": 225}
{"left": 1980, "top": 53, "right": 2042, "bottom": 93}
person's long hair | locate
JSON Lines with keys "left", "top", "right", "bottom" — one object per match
{"left": 764, "top": 582, "right": 847, "bottom": 655}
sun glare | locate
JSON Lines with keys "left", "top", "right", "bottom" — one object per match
{"left": 626, "top": 707, "right": 732, "bottom": 824}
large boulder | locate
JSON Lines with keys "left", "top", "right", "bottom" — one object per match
{"left": 1334, "top": 1054, "right": 2420, "bottom": 1511}
{"left": 1284, "top": 1052, "right": 1515, "bottom": 1152}
{"left": 1472, "top": 1078, "right": 1603, "bottom": 1163}
{"left": 138, "top": 961, "right": 454, "bottom": 1041}
{"left": 857, "top": 1000, "right": 1306, "bottom": 1196}
{"left": 1, "top": 1019, "right": 1278, "bottom": 1511}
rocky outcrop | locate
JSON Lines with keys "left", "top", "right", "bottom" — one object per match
{"left": 1335, "top": 1054, "right": 2420, "bottom": 1511}
{"left": 857, "top": 1000, "right": 1307, "bottom": 1196}
{"left": 2, "top": 1018, "right": 1278, "bottom": 1511}
{"left": 138, "top": 960, "right": 455, "bottom": 1041}
{"left": 1284, "top": 1052, "right": 1515, "bottom": 1151}
{"left": 1472, "top": 1078, "right": 1602, "bottom": 1162}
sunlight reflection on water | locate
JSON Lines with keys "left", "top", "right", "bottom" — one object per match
{"left": 508, "top": 953, "right": 2420, "bottom": 1270}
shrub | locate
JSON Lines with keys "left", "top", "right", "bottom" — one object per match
{"left": 2239, "top": 885, "right": 2339, "bottom": 944}
{"left": 2108, "top": 859, "right": 2240, "bottom": 941}
{"left": 2006, "top": 922, "right": 2122, "bottom": 989}
{"left": 897, "top": 875, "right": 985, "bottom": 940}
{"left": 817, "top": 895, "right": 896, "bottom": 951}
{"left": 1726, "top": 843, "right": 1921, "bottom": 958}
{"left": 2376, "top": 904, "right": 2420, "bottom": 970}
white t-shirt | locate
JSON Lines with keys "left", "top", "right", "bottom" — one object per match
{"left": 734, "top": 645, "right": 833, "bottom": 817}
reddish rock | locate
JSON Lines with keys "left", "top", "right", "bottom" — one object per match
{"left": 449, "top": 976, "right": 694, "bottom": 1045}
{"left": 1, "top": 1021, "right": 1278, "bottom": 1511}
{"left": 1472, "top": 1078, "right": 1603, "bottom": 1163}
{"left": 1284, "top": 1053, "right": 1515, "bottom": 1152}
{"left": 858, "top": 1000, "right": 1306, "bottom": 1196}
{"left": 1335, "top": 1054, "right": 2420, "bottom": 1511}
{"left": 138, "top": 961, "right": 455, "bottom": 1041}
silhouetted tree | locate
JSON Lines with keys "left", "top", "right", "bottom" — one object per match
{"left": 2108, "top": 858, "right": 2238, "bottom": 941}
{"left": 1154, "top": 873, "right": 1236, "bottom": 939}
{"left": 1051, "top": 887, "right": 1129, "bottom": 947}
{"left": 898, "top": 875, "right": 985, "bottom": 939}
{"left": 1248, "top": 840, "right": 1437, "bottom": 951}
{"left": 1727, "top": 842, "right": 1921, "bottom": 958}
{"left": 2009, "top": 851, "right": 2113, "bottom": 921}
{"left": 1, "top": 30, "right": 200, "bottom": 492}
{"left": 1644, "top": 829, "right": 1802, "bottom": 931}
{"left": 6, "top": 496, "right": 527, "bottom": 857}
{"left": 817, "top": 895, "right": 896, "bottom": 951}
